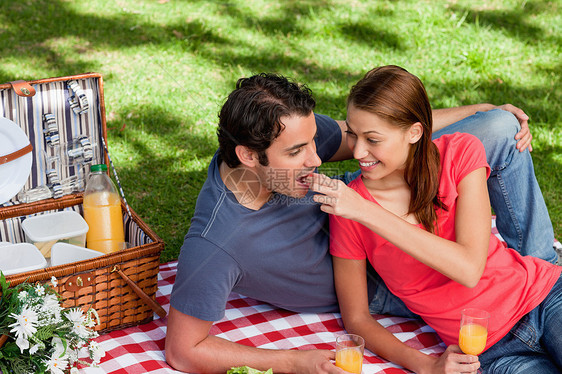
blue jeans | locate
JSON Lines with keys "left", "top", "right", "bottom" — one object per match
{"left": 366, "top": 266, "right": 418, "bottom": 318}
{"left": 354, "top": 109, "right": 557, "bottom": 317}
{"left": 433, "top": 109, "right": 556, "bottom": 264}
{"left": 479, "top": 275, "right": 562, "bottom": 374}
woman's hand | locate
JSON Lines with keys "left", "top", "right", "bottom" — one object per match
{"left": 308, "top": 173, "right": 369, "bottom": 220}
{"left": 421, "top": 345, "right": 481, "bottom": 374}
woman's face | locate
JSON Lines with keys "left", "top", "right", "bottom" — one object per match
{"left": 345, "top": 104, "right": 421, "bottom": 184}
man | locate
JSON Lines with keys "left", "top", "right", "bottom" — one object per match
{"left": 165, "top": 73, "right": 557, "bottom": 373}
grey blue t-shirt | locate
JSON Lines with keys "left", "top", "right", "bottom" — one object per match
{"left": 170, "top": 114, "right": 343, "bottom": 321}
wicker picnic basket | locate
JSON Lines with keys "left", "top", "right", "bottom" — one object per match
{"left": 0, "top": 73, "right": 166, "bottom": 333}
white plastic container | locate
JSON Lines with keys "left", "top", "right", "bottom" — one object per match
{"left": 22, "top": 210, "right": 89, "bottom": 258}
{"left": 0, "top": 243, "right": 47, "bottom": 275}
{"left": 50, "top": 242, "right": 103, "bottom": 266}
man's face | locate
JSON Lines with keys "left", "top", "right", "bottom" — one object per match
{"left": 255, "top": 112, "right": 322, "bottom": 198}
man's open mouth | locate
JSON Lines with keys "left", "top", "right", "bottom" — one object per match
{"left": 296, "top": 173, "right": 312, "bottom": 187}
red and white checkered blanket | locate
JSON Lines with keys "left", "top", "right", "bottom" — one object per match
{"left": 79, "top": 220, "right": 560, "bottom": 374}
{"left": 80, "top": 260, "right": 443, "bottom": 374}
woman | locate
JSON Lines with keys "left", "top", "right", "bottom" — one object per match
{"left": 309, "top": 65, "right": 561, "bottom": 374}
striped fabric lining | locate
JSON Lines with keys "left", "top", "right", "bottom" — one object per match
{"left": 0, "top": 76, "right": 153, "bottom": 247}
{"left": 0, "top": 78, "right": 104, "bottom": 204}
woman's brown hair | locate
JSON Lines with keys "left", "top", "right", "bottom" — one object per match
{"left": 347, "top": 65, "right": 446, "bottom": 233}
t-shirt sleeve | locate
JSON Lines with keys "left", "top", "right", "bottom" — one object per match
{"left": 447, "top": 133, "right": 491, "bottom": 184}
{"left": 170, "top": 236, "right": 241, "bottom": 321}
{"left": 329, "top": 213, "right": 367, "bottom": 260}
{"left": 314, "top": 113, "right": 342, "bottom": 162}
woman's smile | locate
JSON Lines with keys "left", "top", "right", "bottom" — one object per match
{"left": 359, "top": 160, "right": 380, "bottom": 172}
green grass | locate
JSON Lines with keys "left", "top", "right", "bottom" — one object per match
{"left": 1, "top": 0, "right": 560, "bottom": 262}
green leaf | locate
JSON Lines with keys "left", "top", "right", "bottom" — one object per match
{"left": 35, "top": 325, "right": 56, "bottom": 341}
{"left": 227, "top": 366, "right": 273, "bottom": 374}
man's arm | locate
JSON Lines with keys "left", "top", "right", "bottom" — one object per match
{"left": 432, "top": 104, "right": 495, "bottom": 132}
{"left": 165, "top": 307, "right": 344, "bottom": 374}
{"left": 327, "top": 103, "right": 532, "bottom": 164}
{"left": 433, "top": 103, "right": 532, "bottom": 151}
{"left": 327, "top": 120, "right": 353, "bottom": 162}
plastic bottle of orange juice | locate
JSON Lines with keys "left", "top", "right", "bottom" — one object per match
{"left": 83, "top": 164, "right": 125, "bottom": 254}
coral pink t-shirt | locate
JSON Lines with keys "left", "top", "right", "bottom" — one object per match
{"left": 329, "top": 133, "right": 561, "bottom": 350}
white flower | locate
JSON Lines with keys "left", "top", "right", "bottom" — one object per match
{"left": 52, "top": 336, "right": 66, "bottom": 357}
{"left": 89, "top": 340, "right": 105, "bottom": 364}
{"left": 14, "top": 335, "right": 30, "bottom": 353}
{"left": 85, "top": 308, "right": 101, "bottom": 330}
{"left": 45, "top": 353, "right": 68, "bottom": 374}
{"left": 17, "top": 290, "right": 28, "bottom": 301}
{"left": 65, "top": 308, "right": 89, "bottom": 337}
{"left": 9, "top": 307, "right": 38, "bottom": 351}
{"left": 42, "top": 294, "right": 62, "bottom": 320}
{"left": 66, "top": 308, "right": 85, "bottom": 324}
{"left": 1, "top": 278, "right": 101, "bottom": 372}
{"left": 67, "top": 348, "right": 78, "bottom": 365}
{"left": 35, "top": 284, "right": 45, "bottom": 296}
{"left": 29, "top": 343, "right": 41, "bottom": 354}
{"left": 51, "top": 276, "right": 58, "bottom": 287}
{"left": 43, "top": 294, "right": 60, "bottom": 309}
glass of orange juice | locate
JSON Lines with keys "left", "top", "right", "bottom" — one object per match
{"left": 459, "top": 308, "right": 489, "bottom": 373}
{"left": 335, "top": 333, "right": 364, "bottom": 374}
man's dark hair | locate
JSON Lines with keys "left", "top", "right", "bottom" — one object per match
{"left": 217, "top": 73, "right": 316, "bottom": 168}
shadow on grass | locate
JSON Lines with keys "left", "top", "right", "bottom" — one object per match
{"left": 448, "top": 0, "right": 561, "bottom": 46}
{"left": 0, "top": 0, "right": 403, "bottom": 110}
{"left": 0, "top": 0, "right": 404, "bottom": 259}
{"left": 1, "top": 0, "right": 560, "bottom": 258}
{"left": 430, "top": 73, "right": 561, "bottom": 130}
{"left": 107, "top": 106, "right": 217, "bottom": 261}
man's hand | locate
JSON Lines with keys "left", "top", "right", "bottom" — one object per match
{"left": 496, "top": 104, "right": 532, "bottom": 152}
{"left": 291, "top": 349, "right": 346, "bottom": 374}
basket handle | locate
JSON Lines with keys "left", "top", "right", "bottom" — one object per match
{"left": 112, "top": 265, "right": 167, "bottom": 318}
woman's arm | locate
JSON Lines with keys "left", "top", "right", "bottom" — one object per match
{"left": 333, "top": 257, "right": 480, "bottom": 374}
{"left": 311, "top": 167, "right": 491, "bottom": 288}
